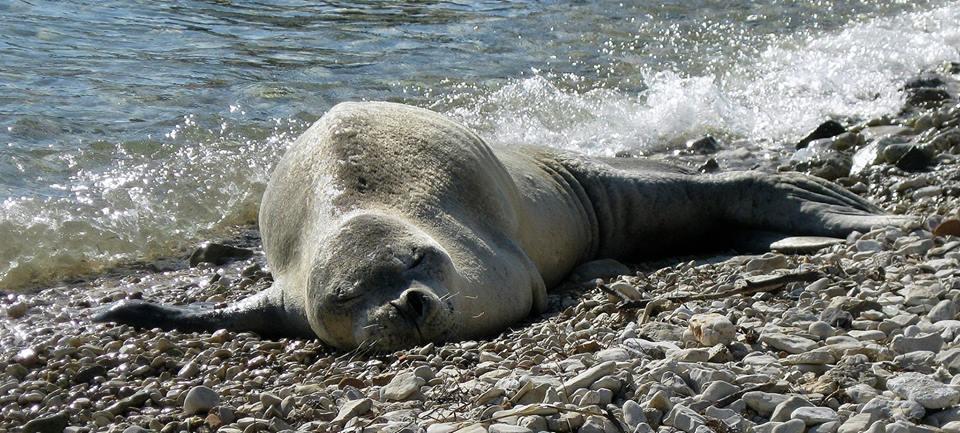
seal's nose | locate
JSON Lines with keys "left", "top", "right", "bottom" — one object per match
{"left": 393, "top": 287, "right": 439, "bottom": 328}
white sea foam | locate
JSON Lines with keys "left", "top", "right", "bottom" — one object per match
{"left": 444, "top": 3, "right": 960, "bottom": 155}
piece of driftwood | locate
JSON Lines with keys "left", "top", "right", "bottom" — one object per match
{"left": 603, "top": 270, "right": 824, "bottom": 323}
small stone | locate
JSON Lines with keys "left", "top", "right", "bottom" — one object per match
{"left": 744, "top": 391, "right": 789, "bottom": 416}
{"left": 809, "top": 421, "right": 840, "bottom": 433}
{"left": 382, "top": 372, "right": 426, "bottom": 401}
{"left": 797, "top": 120, "right": 846, "bottom": 149}
{"left": 579, "top": 415, "right": 615, "bottom": 433}
{"left": 934, "top": 219, "right": 960, "bottom": 237}
{"left": 333, "top": 398, "right": 372, "bottom": 423}
{"left": 792, "top": 406, "right": 838, "bottom": 425}
{"left": 839, "top": 414, "right": 873, "bottom": 433}
{"left": 891, "top": 332, "right": 944, "bottom": 354}
{"left": 664, "top": 404, "right": 706, "bottom": 433}
{"left": 562, "top": 361, "right": 616, "bottom": 391}
{"left": 772, "top": 419, "right": 807, "bottom": 433}
{"left": 783, "top": 350, "right": 835, "bottom": 365}
{"left": 745, "top": 254, "right": 789, "bottom": 272}
{"left": 23, "top": 412, "right": 69, "bottom": 433}
{"left": 771, "top": 396, "right": 814, "bottom": 422}
{"left": 6, "top": 301, "right": 28, "bottom": 319}
{"left": 178, "top": 361, "right": 200, "bottom": 379}
{"left": 887, "top": 372, "right": 960, "bottom": 409}
{"left": 688, "top": 313, "right": 735, "bottom": 346}
{"left": 846, "top": 384, "right": 879, "bottom": 404}
{"left": 189, "top": 242, "right": 253, "bottom": 267}
{"left": 183, "top": 386, "right": 220, "bottom": 415}
{"left": 761, "top": 333, "right": 818, "bottom": 354}
{"left": 699, "top": 381, "right": 740, "bottom": 402}
{"left": 860, "top": 397, "right": 925, "bottom": 421}
{"left": 488, "top": 425, "right": 533, "bottom": 433}
{"left": 123, "top": 427, "right": 151, "bottom": 433}
{"left": 686, "top": 136, "right": 720, "bottom": 154}
{"left": 74, "top": 364, "right": 108, "bottom": 384}
{"left": 771, "top": 237, "right": 844, "bottom": 254}
{"left": 809, "top": 321, "right": 835, "bottom": 340}
{"left": 623, "top": 400, "right": 646, "bottom": 430}
{"left": 928, "top": 300, "right": 957, "bottom": 322}
{"left": 609, "top": 281, "right": 643, "bottom": 301}
{"left": 13, "top": 347, "right": 42, "bottom": 367}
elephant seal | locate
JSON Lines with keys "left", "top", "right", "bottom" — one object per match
{"left": 95, "top": 102, "right": 912, "bottom": 351}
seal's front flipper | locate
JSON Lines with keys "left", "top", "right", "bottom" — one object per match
{"left": 92, "top": 288, "right": 314, "bottom": 339}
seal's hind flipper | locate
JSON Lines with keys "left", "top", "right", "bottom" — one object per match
{"left": 93, "top": 288, "right": 314, "bottom": 339}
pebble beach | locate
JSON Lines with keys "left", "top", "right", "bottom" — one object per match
{"left": 3, "top": 62, "right": 960, "bottom": 433}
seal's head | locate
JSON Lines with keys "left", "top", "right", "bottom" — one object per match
{"left": 303, "top": 212, "right": 463, "bottom": 350}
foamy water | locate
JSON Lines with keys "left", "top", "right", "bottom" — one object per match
{"left": 1, "top": 1, "right": 959, "bottom": 290}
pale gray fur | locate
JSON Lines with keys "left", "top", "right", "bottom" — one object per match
{"left": 95, "top": 102, "right": 912, "bottom": 351}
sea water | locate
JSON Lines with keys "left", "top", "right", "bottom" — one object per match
{"left": 1, "top": 0, "right": 959, "bottom": 290}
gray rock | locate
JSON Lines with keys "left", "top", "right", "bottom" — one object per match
{"left": 579, "top": 416, "right": 616, "bottom": 433}
{"left": 839, "top": 414, "right": 874, "bottom": 433}
{"left": 761, "top": 333, "right": 818, "bottom": 354}
{"left": 810, "top": 421, "right": 841, "bottom": 433}
{"left": 698, "top": 381, "right": 740, "bottom": 403}
{"left": 623, "top": 400, "right": 646, "bottom": 430}
{"left": 792, "top": 406, "right": 838, "bottom": 425}
{"left": 688, "top": 313, "right": 735, "bottom": 346}
{"left": 73, "top": 364, "right": 108, "bottom": 384}
{"left": 24, "top": 412, "right": 69, "bottom": 433}
{"left": 664, "top": 404, "right": 705, "bottom": 433}
{"left": 333, "top": 398, "right": 373, "bottom": 423}
{"left": 609, "top": 281, "right": 643, "bottom": 301}
{"left": 846, "top": 384, "right": 880, "bottom": 404}
{"left": 563, "top": 361, "right": 616, "bottom": 391}
{"left": 754, "top": 422, "right": 783, "bottom": 433}
{"left": 809, "top": 321, "right": 835, "bottom": 340}
{"left": 783, "top": 350, "right": 835, "bottom": 365}
{"left": 887, "top": 372, "right": 960, "bottom": 409}
{"left": 885, "top": 421, "right": 940, "bottom": 433}
{"left": 928, "top": 300, "right": 958, "bottom": 322}
{"left": 189, "top": 242, "right": 253, "bottom": 267}
{"left": 797, "top": 120, "right": 846, "bottom": 149}
{"left": 771, "top": 396, "right": 814, "bottom": 422}
{"left": 860, "top": 397, "right": 925, "bottom": 422}
{"left": 771, "top": 237, "right": 844, "bottom": 254}
{"left": 895, "top": 351, "right": 937, "bottom": 374}
{"left": 488, "top": 425, "right": 532, "bottom": 433}
{"left": 183, "top": 386, "right": 220, "bottom": 415}
{"left": 891, "top": 332, "right": 944, "bottom": 354}
{"left": 383, "top": 372, "right": 426, "bottom": 401}
{"left": 122, "top": 427, "right": 152, "bottom": 433}
{"left": 595, "top": 348, "right": 631, "bottom": 363}
{"left": 936, "top": 348, "right": 960, "bottom": 373}
{"left": 746, "top": 254, "right": 789, "bottom": 272}
{"left": 772, "top": 419, "right": 807, "bottom": 433}
{"left": 743, "top": 391, "right": 789, "bottom": 416}
{"left": 487, "top": 424, "right": 533, "bottom": 433}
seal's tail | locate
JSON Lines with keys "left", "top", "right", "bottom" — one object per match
{"left": 92, "top": 288, "right": 314, "bottom": 339}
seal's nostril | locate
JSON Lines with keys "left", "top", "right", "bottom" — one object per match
{"left": 404, "top": 290, "right": 430, "bottom": 319}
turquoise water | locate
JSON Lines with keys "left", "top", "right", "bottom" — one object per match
{"left": 2, "top": 0, "right": 960, "bottom": 290}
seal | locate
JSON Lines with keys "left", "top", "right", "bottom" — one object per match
{"left": 95, "top": 102, "right": 913, "bottom": 351}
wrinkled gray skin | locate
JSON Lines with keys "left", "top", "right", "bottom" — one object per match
{"left": 95, "top": 102, "right": 912, "bottom": 351}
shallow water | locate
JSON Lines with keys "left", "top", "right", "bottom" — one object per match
{"left": 2, "top": 0, "right": 959, "bottom": 290}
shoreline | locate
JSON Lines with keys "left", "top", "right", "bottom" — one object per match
{"left": 3, "top": 65, "right": 960, "bottom": 433}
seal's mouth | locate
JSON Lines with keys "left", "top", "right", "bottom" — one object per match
{"left": 389, "top": 300, "right": 424, "bottom": 344}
